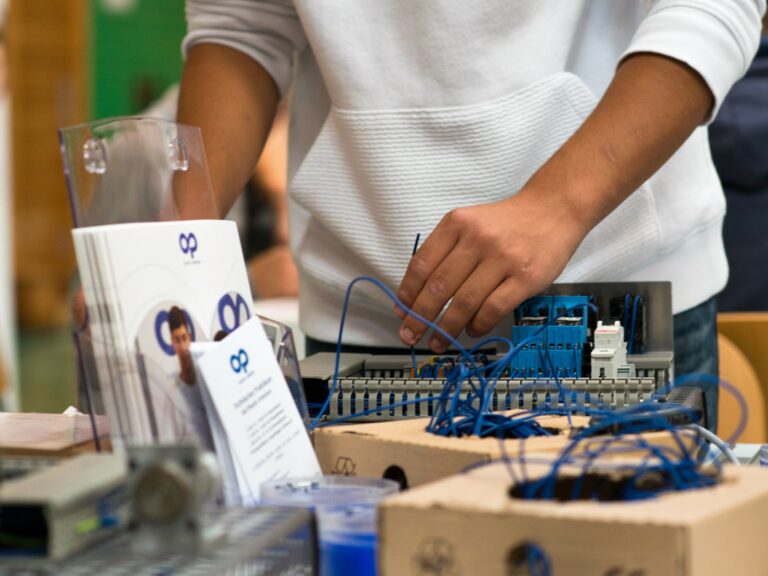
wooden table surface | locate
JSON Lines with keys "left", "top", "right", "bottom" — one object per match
{"left": 0, "top": 412, "right": 110, "bottom": 457}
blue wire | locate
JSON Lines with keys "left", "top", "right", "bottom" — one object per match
{"left": 409, "top": 233, "right": 421, "bottom": 377}
{"left": 672, "top": 373, "right": 748, "bottom": 444}
{"left": 628, "top": 295, "right": 641, "bottom": 354}
{"left": 623, "top": 293, "right": 630, "bottom": 338}
{"left": 511, "top": 543, "right": 551, "bottom": 576}
{"left": 313, "top": 272, "right": 738, "bottom": 497}
{"left": 309, "top": 275, "right": 484, "bottom": 430}
{"left": 509, "top": 402, "right": 718, "bottom": 502}
{"left": 426, "top": 302, "right": 598, "bottom": 437}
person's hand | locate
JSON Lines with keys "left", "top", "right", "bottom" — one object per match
{"left": 247, "top": 245, "right": 299, "bottom": 299}
{"left": 394, "top": 52, "right": 718, "bottom": 354}
{"left": 71, "top": 287, "right": 88, "bottom": 333}
{"left": 179, "top": 351, "right": 196, "bottom": 386}
{"left": 394, "top": 189, "right": 589, "bottom": 352}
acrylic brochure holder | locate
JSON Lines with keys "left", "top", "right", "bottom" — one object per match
{"left": 59, "top": 117, "right": 308, "bottom": 452}
{"left": 259, "top": 315, "right": 309, "bottom": 428}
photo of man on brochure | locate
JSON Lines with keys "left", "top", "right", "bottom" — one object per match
{"left": 169, "top": 305, "right": 196, "bottom": 385}
{"left": 134, "top": 302, "right": 214, "bottom": 449}
{"left": 165, "top": 305, "right": 214, "bottom": 449}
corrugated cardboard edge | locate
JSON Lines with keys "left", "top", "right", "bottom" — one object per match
{"left": 313, "top": 413, "right": 698, "bottom": 488}
{"left": 380, "top": 464, "right": 768, "bottom": 576}
{"left": 312, "top": 414, "right": 580, "bottom": 486}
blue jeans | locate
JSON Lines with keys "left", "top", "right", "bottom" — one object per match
{"left": 673, "top": 296, "right": 719, "bottom": 432}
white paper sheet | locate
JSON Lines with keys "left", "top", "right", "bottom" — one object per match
{"left": 194, "top": 316, "right": 320, "bottom": 501}
{"left": 72, "top": 220, "right": 254, "bottom": 446}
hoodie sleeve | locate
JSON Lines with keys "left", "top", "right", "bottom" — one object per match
{"left": 621, "top": 0, "right": 766, "bottom": 121}
{"left": 183, "top": 0, "right": 307, "bottom": 98}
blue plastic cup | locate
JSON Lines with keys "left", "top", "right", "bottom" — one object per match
{"left": 320, "top": 504, "right": 380, "bottom": 575}
{"left": 260, "top": 476, "right": 398, "bottom": 576}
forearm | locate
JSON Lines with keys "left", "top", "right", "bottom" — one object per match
{"left": 178, "top": 43, "right": 280, "bottom": 217}
{"left": 522, "top": 53, "right": 714, "bottom": 235}
{"left": 396, "top": 53, "right": 717, "bottom": 350}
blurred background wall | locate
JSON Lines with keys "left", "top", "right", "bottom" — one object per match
{"left": 91, "top": 0, "right": 184, "bottom": 119}
{"left": 5, "top": 0, "right": 186, "bottom": 412}
{"left": 2, "top": 2, "right": 764, "bottom": 416}
{"left": 0, "top": 0, "right": 13, "bottom": 410}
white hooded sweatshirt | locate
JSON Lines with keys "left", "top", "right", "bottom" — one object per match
{"left": 184, "top": 0, "right": 765, "bottom": 346}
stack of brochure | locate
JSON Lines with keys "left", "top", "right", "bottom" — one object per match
{"left": 73, "top": 219, "right": 320, "bottom": 504}
{"left": 72, "top": 220, "right": 254, "bottom": 450}
{"left": 191, "top": 317, "right": 320, "bottom": 505}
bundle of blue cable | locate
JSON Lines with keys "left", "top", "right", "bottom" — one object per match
{"left": 310, "top": 275, "right": 573, "bottom": 438}
{"left": 311, "top": 276, "right": 745, "bottom": 479}
{"left": 310, "top": 275, "right": 744, "bottom": 576}
{"left": 505, "top": 400, "right": 721, "bottom": 503}
{"left": 423, "top": 324, "right": 585, "bottom": 438}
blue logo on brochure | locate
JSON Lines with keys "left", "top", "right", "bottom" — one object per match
{"left": 218, "top": 293, "right": 251, "bottom": 332}
{"left": 230, "top": 349, "right": 249, "bottom": 374}
{"left": 179, "top": 232, "right": 198, "bottom": 258}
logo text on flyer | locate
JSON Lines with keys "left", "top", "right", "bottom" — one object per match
{"left": 230, "top": 349, "right": 249, "bottom": 374}
{"left": 179, "top": 232, "right": 198, "bottom": 259}
{"left": 217, "top": 293, "right": 251, "bottom": 332}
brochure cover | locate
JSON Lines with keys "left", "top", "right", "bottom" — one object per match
{"left": 193, "top": 316, "right": 321, "bottom": 503}
{"left": 73, "top": 220, "right": 254, "bottom": 447}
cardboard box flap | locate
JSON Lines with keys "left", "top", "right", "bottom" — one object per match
{"left": 384, "top": 460, "right": 768, "bottom": 527}
{"left": 380, "top": 457, "right": 768, "bottom": 575}
{"left": 315, "top": 412, "right": 589, "bottom": 455}
{"left": 315, "top": 412, "right": 698, "bottom": 489}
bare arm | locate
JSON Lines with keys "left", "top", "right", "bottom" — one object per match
{"left": 177, "top": 43, "right": 280, "bottom": 217}
{"left": 396, "top": 53, "right": 713, "bottom": 352}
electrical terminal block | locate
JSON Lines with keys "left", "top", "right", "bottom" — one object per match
{"left": 511, "top": 296, "right": 590, "bottom": 378}
{"left": 327, "top": 376, "right": 656, "bottom": 422}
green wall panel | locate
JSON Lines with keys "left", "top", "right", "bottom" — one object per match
{"left": 92, "top": 0, "right": 186, "bottom": 119}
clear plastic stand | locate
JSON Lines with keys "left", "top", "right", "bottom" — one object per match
{"left": 260, "top": 315, "right": 310, "bottom": 427}
{"left": 59, "top": 117, "right": 218, "bottom": 227}
{"left": 59, "top": 118, "right": 308, "bottom": 452}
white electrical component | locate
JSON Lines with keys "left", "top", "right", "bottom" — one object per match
{"left": 0, "top": 453, "right": 127, "bottom": 561}
{"left": 591, "top": 320, "right": 636, "bottom": 380}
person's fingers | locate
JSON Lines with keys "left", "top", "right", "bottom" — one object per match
{"left": 466, "top": 276, "right": 531, "bottom": 338}
{"left": 395, "top": 212, "right": 462, "bottom": 316}
{"left": 427, "top": 264, "right": 507, "bottom": 352}
{"left": 398, "top": 243, "right": 479, "bottom": 345}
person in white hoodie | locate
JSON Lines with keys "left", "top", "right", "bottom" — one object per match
{"left": 178, "top": 1, "right": 766, "bottom": 431}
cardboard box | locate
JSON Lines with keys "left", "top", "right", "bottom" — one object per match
{"left": 313, "top": 413, "right": 695, "bottom": 489}
{"left": 379, "top": 461, "right": 768, "bottom": 576}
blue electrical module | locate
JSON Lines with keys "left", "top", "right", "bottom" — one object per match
{"left": 511, "top": 295, "right": 591, "bottom": 378}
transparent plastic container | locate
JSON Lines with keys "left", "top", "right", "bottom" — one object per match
{"left": 259, "top": 315, "right": 309, "bottom": 428}
{"left": 261, "top": 476, "right": 399, "bottom": 576}
{"left": 59, "top": 117, "right": 218, "bottom": 228}
{"left": 759, "top": 444, "right": 768, "bottom": 467}
{"left": 60, "top": 117, "right": 219, "bottom": 449}
{"left": 59, "top": 118, "right": 309, "bottom": 453}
